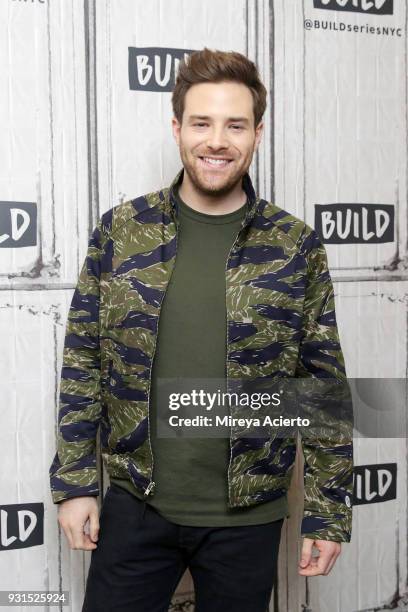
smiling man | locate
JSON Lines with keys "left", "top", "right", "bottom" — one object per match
{"left": 50, "top": 48, "right": 353, "bottom": 612}
{"left": 174, "top": 80, "right": 261, "bottom": 212}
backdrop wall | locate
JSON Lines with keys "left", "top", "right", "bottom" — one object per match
{"left": 0, "top": 1, "right": 407, "bottom": 611}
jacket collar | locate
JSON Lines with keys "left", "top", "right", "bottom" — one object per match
{"left": 167, "top": 167, "right": 260, "bottom": 228}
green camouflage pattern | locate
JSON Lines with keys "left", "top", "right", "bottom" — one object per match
{"left": 49, "top": 168, "right": 353, "bottom": 542}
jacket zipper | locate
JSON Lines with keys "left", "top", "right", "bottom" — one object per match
{"left": 143, "top": 204, "right": 179, "bottom": 498}
{"left": 224, "top": 218, "right": 247, "bottom": 508}
{"left": 144, "top": 481, "right": 155, "bottom": 496}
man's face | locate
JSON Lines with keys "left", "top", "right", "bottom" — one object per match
{"left": 172, "top": 81, "right": 264, "bottom": 197}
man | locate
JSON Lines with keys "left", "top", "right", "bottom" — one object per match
{"left": 49, "top": 48, "right": 353, "bottom": 611}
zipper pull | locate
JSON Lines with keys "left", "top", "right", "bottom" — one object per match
{"left": 144, "top": 481, "right": 155, "bottom": 497}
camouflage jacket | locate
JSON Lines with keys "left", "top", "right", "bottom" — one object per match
{"left": 49, "top": 168, "right": 353, "bottom": 543}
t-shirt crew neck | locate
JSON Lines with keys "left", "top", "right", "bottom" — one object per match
{"left": 175, "top": 186, "right": 248, "bottom": 225}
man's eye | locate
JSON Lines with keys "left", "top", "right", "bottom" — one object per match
{"left": 194, "top": 123, "right": 207, "bottom": 127}
{"left": 231, "top": 125, "right": 243, "bottom": 130}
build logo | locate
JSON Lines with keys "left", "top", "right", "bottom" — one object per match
{"left": 0, "top": 503, "right": 44, "bottom": 551}
{"left": 314, "top": 203, "right": 394, "bottom": 244}
{"left": 353, "top": 463, "right": 397, "bottom": 505}
{"left": 129, "top": 47, "right": 195, "bottom": 92}
{"left": 0, "top": 201, "right": 37, "bottom": 248}
{"left": 313, "top": 0, "right": 393, "bottom": 15}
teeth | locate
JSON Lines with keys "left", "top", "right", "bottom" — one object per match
{"left": 202, "top": 157, "right": 230, "bottom": 165}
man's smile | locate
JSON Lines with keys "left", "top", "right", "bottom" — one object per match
{"left": 198, "top": 156, "right": 233, "bottom": 170}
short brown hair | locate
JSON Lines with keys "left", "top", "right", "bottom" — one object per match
{"left": 172, "top": 47, "right": 267, "bottom": 127}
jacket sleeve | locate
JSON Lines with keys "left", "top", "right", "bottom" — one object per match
{"left": 49, "top": 216, "right": 107, "bottom": 503}
{"left": 295, "top": 230, "right": 354, "bottom": 543}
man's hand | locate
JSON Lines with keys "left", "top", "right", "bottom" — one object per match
{"left": 57, "top": 496, "right": 100, "bottom": 551}
{"left": 298, "top": 537, "right": 341, "bottom": 576}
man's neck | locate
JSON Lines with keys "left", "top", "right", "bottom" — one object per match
{"left": 178, "top": 172, "right": 247, "bottom": 215}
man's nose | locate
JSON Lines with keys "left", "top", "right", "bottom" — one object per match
{"left": 205, "top": 128, "right": 229, "bottom": 149}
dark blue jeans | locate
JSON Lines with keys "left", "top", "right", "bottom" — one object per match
{"left": 82, "top": 483, "right": 283, "bottom": 612}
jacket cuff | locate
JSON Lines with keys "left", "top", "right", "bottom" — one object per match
{"left": 301, "top": 509, "right": 352, "bottom": 543}
{"left": 49, "top": 453, "right": 100, "bottom": 503}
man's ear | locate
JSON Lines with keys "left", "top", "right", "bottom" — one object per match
{"left": 254, "top": 120, "right": 264, "bottom": 150}
{"left": 172, "top": 116, "right": 181, "bottom": 146}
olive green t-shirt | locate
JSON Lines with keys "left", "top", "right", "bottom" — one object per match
{"left": 111, "top": 184, "right": 289, "bottom": 526}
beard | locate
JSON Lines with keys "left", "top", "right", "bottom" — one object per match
{"left": 179, "top": 141, "right": 252, "bottom": 198}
